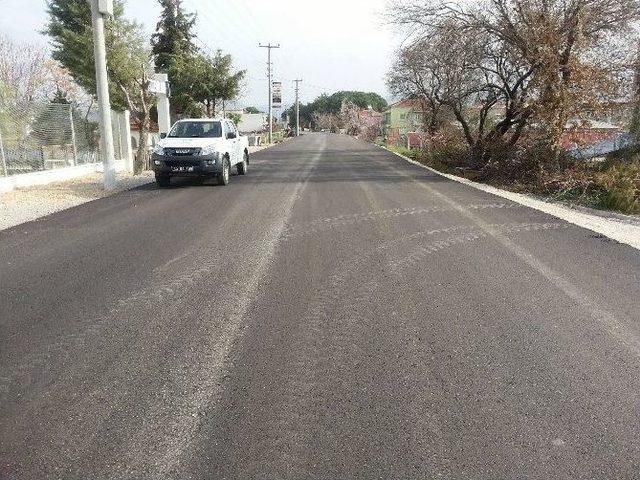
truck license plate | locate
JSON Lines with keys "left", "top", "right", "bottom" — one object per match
{"left": 171, "top": 166, "right": 194, "bottom": 172}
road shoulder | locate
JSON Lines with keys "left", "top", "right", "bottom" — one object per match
{"left": 0, "top": 142, "right": 285, "bottom": 232}
{"left": 380, "top": 145, "right": 640, "bottom": 251}
{"left": 0, "top": 172, "right": 155, "bottom": 231}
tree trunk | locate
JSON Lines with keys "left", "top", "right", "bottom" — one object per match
{"left": 540, "top": 103, "right": 567, "bottom": 170}
{"left": 537, "top": 75, "right": 569, "bottom": 170}
{"left": 470, "top": 141, "right": 488, "bottom": 169}
{"left": 135, "top": 111, "right": 150, "bottom": 175}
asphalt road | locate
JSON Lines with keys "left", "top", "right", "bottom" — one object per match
{"left": 1, "top": 133, "right": 640, "bottom": 479}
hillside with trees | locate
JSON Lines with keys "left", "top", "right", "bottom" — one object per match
{"left": 283, "top": 91, "right": 387, "bottom": 132}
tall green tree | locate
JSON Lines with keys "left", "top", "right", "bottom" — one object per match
{"left": 151, "top": 0, "right": 198, "bottom": 118}
{"left": 168, "top": 50, "right": 245, "bottom": 117}
{"left": 45, "top": 0, "right": 126, "bottom": 109}
{"left": 151, "top": 0, "right": 197, "bottom": 72}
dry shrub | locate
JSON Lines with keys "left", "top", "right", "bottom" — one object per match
{"left": 540, "top": 158, "right": 640, "bottom": 213}
{"left": 426, "top": 130, "right": 470, "bottom": 171}
{"left": 595, "top": 161, "right": 640, "bottom": 213}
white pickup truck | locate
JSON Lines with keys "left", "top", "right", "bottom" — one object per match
{"left": 151, "top": 118, "right": 250, "bottom": 188}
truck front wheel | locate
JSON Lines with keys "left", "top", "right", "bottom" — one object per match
{"left": 217, "top": 157, "right": 230, "bottom": 186}
{"left": 155, "top": 174, "right": 171, "bottom": 188}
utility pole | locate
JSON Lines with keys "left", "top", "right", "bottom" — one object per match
{"left": 89, "top": 0, "right": 116, "bottom": 189}
{"left": 259, "top": 43, "right": 280, "bottom": 144}
{"left": 294, "top": 79, "right": 303, "bottom": 137}
{"left": 0, "top": 127, "right": 7, "bottom": 177}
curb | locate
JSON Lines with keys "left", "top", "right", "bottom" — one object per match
{"left": 378, "top": 145, "right": 640, "bottom": 251}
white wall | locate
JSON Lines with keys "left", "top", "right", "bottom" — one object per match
{"left": 238, "top": 113, "right": 267, "bottom": 134}
{"left": 0, "top": 160, "right": 131, "bottom": 193}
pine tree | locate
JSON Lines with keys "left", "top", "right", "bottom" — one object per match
{"left": 151, "top": 0, "right": 197, "bottom": 72}
{"left": 44, "top": 0, "right": 126, "bottom": 106}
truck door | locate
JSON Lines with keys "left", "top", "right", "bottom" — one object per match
{"left": 225, "top": 121, "right": 240, "bottom": 165}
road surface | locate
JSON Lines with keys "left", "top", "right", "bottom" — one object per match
{"left": 1, "top": 133, "right": 639, "bottom": 479}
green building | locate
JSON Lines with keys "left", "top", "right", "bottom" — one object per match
{"left": 383, "top": 98, "right": 426, "bottom": 142}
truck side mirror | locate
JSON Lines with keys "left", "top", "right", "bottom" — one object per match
{"left": 160, "top": 132, "right": 167, "bottom": 139}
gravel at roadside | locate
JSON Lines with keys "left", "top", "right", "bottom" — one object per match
{"left": 0, "top": 172, "right": 154, "bottom": 231}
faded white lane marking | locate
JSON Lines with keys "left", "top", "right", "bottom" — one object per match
{"left": 382, "top": 145, "right": 640, "bottom": 251}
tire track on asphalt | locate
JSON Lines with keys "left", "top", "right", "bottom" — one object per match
{"left": 281, "top": 203, "right": 527, "bottom": 240}
{"left": 120, "top": 135, "right": 327, "bottom": 479}
{"left": 384, "top": 155, "right": 640, "bottom": 357}
{"left": 1, "top": 188, "right": 271, "bottom": 406}
{"left": 242, "top": 216, "right": 573, "bottom": 476}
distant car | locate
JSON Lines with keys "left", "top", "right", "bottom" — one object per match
{"left": 151, "top": 118, "right": 249, "bottom": 188}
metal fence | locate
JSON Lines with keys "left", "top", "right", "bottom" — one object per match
{"left": 567, "top": 133, "right": 635, "bottom": 160}
{"left": 0, "top": 101, "right": 126, "bottom": 177}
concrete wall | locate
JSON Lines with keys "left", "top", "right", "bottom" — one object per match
{"left": 238, "top": 113, "right": 267, "bottom": 134}
{"left": 0, "top": 160, "right": 130, "bottom": 193}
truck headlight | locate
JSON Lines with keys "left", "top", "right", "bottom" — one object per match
{"left": 152, "top": 144, "right": 164, "bottom": 155}
{"left": 200, "top": 145, "right": 219, "bottom": 157}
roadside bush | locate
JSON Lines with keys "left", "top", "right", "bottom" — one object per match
{"left": 427, "top": 131, "right": 470, "bottom": 172}
{"left": 595, "top": 161, "right": 640, "bottom": 213}
{"left": 540, "top": 158, "right": 640, "bottom": 214}
{"left": 381, "top": 130, "right": 640, "bottom": 214}
{"left": 478, "top": 133, "right": 576, "bottom": 184}
{"left": 388, "top": 145, "right": 422, "bottom": 161}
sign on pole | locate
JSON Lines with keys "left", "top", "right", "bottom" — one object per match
{"left": 149, "top": 78, "right": 170, "bottom": 96}
{"left": 272, "top": 81, "right": 282, "bottom": 108}
{"left": 97, "top": 0, "right": 113, "bottom": 15}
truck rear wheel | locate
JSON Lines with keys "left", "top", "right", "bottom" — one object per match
{"left": 237, "top": 151, "right": 249, "bottom": 175}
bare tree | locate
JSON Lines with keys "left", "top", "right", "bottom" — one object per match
{"left": 313, "top": 112, "right": 340, "bottom": 132}
{"left": 387, "top": 20, "right": 534, "bottom": 169}
{"left": 387, "top": 41, "right": 446, "bottom": 133}
{"left": 388, "top": 0, "right": 640, "bottom": 162}
{"left": 0, "top": 36, "right": 49, "bottom": 104}
{"left": 340, "top": 100, "right": 363, "bottom": 135}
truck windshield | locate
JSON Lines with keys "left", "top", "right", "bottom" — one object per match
{"left": 168, "top": 121, "right": 222, "bottom": 138}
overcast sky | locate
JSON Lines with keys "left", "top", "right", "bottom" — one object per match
{"left": 0, "top": 0, "right": 397, "bottom": 110}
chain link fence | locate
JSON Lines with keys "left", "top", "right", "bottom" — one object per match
{"left": 0, "top": 101, "right": 126, "bottom": 177}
